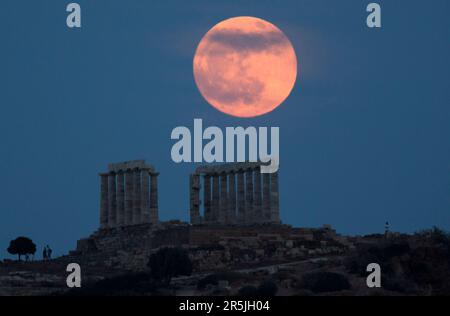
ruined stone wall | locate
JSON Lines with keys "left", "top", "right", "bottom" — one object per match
{"left": 186, "top": 225, "right": 349, "bottom": 271}
{"left": 189, "top": 225, "right": 299, "bottom": 245}
{"left": 74, "top": 223, "right": 191, "bottom": 271}
{"left": 71, "top": 223, "right": 350, "bottom": 272}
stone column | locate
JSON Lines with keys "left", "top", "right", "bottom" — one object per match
{"left": 237, "top": 170, "right": 245, "bottom": 223}
{"left": 212, "top": 173, "right": 220, "bottom": 223}
{"left": 116, "top": 171, "right": 125, "bottom": 226}
{"left": 149, "top": 173, "right": 159, "bottom": 224}
{"left": 125, "top": 170, "right": 133, "bottom": 225}
{"left": 245, "top": 169, "right": 254, "bottom": 224}
{"left": 270, "top": 171, "right": 280, "bottom": 223}
{"left": 219, "top": 172, "right": 228, "bottom": 224}
{"left": 190, "top": 174, "right": 201, "bottom": 224}
{"left": 203, "top": 175, "right": 212, "bottom": 223}
{"left": 254, "top": 167, "right": 262, "bottom": 223}
{"left": 100, "top": 173, "right": 109, "bottom": 229}
{"left": 108, "top": 173, "right": 117, "bottom": 228}
{"left": 228, "top": 171, "right": 236, "bottom": 224}
{"left": 262, "top": 172, "right": 271, "bottom": 222}
{"left": 132, "top": 169, "right": 141, "bottom": 225}
{"left": 141, "top": 170, "right": 150, "bottom": 223}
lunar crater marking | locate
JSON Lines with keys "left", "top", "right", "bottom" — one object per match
{"left": 194, "top": 16, "right": 297, "bottom": 118}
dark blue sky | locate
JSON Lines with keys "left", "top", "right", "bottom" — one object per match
{"left": 1, "top": 0, "right": 449, "bottom": 259}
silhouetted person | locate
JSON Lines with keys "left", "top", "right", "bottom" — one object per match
{"left": 47, "top": 245, "right": 52, "bottom": 260}
{"left": 43, "top": 247, "right": 48, "bottom": 261}
{"left": 385, "top": 221, "right": 390, "bottom": 238}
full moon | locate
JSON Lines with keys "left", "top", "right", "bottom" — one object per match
{"left": 193, "top": 16, "right": 298, "bottom": 118}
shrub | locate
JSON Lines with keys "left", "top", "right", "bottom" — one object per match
{"left": 238, "top": 285, "right": 258, "bottom": 296}
{"left": 65, "top": 272, "right": 157, "bottom": 296}
{"left": 197, "top": 274, "right": 220, "bottom": 290}
{"left": 194, "top": 244, "right": 225, "bottom": 251}
{"left": 300, "top": 272, "right": 351, "bottom": 293}
{"left": 197, "top": 271, "right": 245, "bottom": 290}
{"left": 257, "top": 279, "right": 278, "bottom": 296}
{"left": 384, "top": 242, "right": 410, "bottom": 258}
{"left": 381, "top": 275, "right": 417, "bottom": 294}
{"left": 344, "top": 241, "right": 411, "bottom": 277}
{"left": 237, "top": 280, "right": 278, "bottom": 297}
{"left": 148, "top": 247, "right": 192, "bottom": 285}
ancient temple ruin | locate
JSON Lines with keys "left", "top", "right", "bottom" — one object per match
{"left": 98, "top": 160, "right": 279, "bottom": 229}
{"left": 189, "top": 162, "right": 280, "bottom": 225}
{"left": 72, "top": 161, "right": 348, "bottom": 273}
{"left": 99, "top": 160, "right": 159, "bottom": 229}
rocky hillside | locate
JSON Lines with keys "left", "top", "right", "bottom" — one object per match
{"left": 1, "top": 228, "right": 449, "bottom": 296}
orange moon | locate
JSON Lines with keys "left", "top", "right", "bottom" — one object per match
{"left": 193, "top": 16, "right": 297, "bottom": 118}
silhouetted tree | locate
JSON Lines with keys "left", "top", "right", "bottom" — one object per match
{"left": 7, "top": 237, "right": 36, "bottom": 261}
{"left": 148, "top": 247, "right": 192, "bottom": 285}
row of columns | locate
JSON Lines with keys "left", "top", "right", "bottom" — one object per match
{"left": 100, "top": 168, "right": 159, "bottom": 229}
{"left": 190, "top": 167, "right": 280, "bottom": 225}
